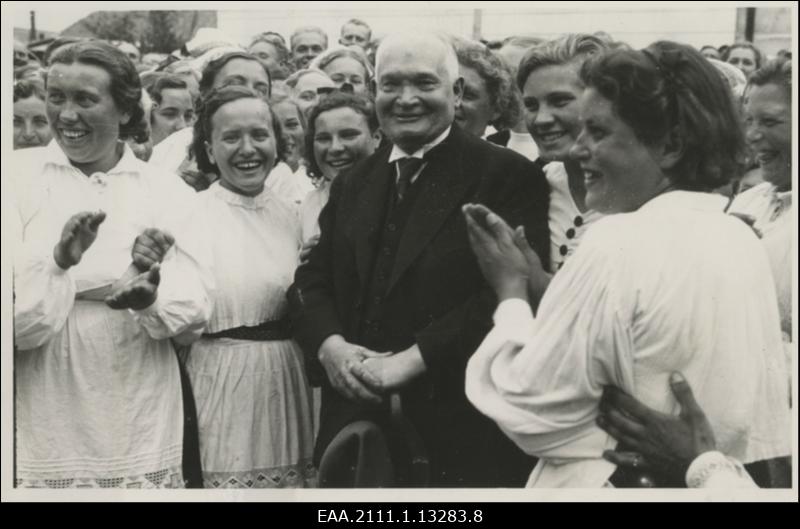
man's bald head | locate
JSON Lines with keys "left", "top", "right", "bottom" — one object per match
{"left": 375, "top": 33, "right": 459, "bottom": 84}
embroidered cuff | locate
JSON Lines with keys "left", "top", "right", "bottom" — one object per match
{"left": 686, "top": 451, "right": 752, "bottom": 489}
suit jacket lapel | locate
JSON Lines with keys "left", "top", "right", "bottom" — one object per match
{"left": 387, "top": 127, "right": 474, "bottom": 294}
{"left": 350, "top": 150, "right": 393, "bottom": 285}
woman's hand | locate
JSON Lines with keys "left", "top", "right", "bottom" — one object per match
{"left": 462, "top": 203, "right": 530, "bottom": 302}
{"left": 105, "top": 263, "right": 161, "bottom": 311}
{"left": 598, "top": 372, "right": 717, "bottom": 482}
{"left": 132, "top": 228, "right": 175, "bottom": 272}
{"left": 53, "top": 211, "right": 106, "bottom": 270}
{"left": 300, "top": 234, "right": 321, "bottom": 264}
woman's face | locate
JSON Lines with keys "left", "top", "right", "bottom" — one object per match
{"left": 522, "top": 62, "right": 584, "bottom": 162}
{"left": 213, "top": 58, "right": 271, "bottom": 100}
{"left": 293, "top": 72, "right": 335, "bottom": 116}
{"left": 744, "top": 82, "right": 791, "bottom": 190}
{"left": 46, "top": 62, "right": 130, "bottom": 175}
{"left": 273, "top": 100, "right": 305, "bottom": 162}
{"left": 727, "top": 47, "right": 758, "bottom": 77}
{"left": 250, "top": 41, "right": 280, "bottom": 73}
{"left": 455, "top": 65, "right": 497, "bottom": 138}
{"left": 14, "top": 95, "right": 52, "bottom": 149}
{"left": 323, "top": 56, "right": 368, "bottom": 95}
{"left": 150, "top": 87, "right": 195, "bottom": 146}
{"left": 570, "top": 88, "right": 669, "bottom": 214}
{"left": 313, "top": 106, "right": 379, "bottom": 180}
{"left": 205, "top": 98, "right": 277, "bottom": 196}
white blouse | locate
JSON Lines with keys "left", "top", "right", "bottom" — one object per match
{"left": 9, "top": 143, "right": 214, "bottom": 486}
{"left": 268, "top": 162, "right": 316, "bottom": 208}
{"left": 300, "top": 180, "right": 331, "bottom": 244}
{"left": 466, "top": 191, "right": 791, "bottom": 487}
{"left": 544, "top": 162, "right": 602, "bottom": 274}
{"left": 196, "top": 183, "right": 302, "bottom": 332}
{"left": 728, "top": 182, "right": 792, "bottom": 340}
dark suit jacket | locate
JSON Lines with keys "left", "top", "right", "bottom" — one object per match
{"left": 289, "top": 126, "right": 550, "bottom": 486}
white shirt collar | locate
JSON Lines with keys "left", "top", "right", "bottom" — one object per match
{"left": 44, "top": 141, "right": 142, "bottom": 176}
{"left": 388, "top": 125, "right": 452, "bottom": 164}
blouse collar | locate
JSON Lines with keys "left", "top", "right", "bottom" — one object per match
{"left": 43, "top": 141, "right": 142, "bottom": 177}
{"left": 209, "top": 181, "right": 276, "bottom": 209}
{"left": 639, "top": 189, "right": 729, "bottom": 214}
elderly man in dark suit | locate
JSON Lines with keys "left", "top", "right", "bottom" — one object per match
{"left": 289, "top": 33, "right": 550, "bottom": 487}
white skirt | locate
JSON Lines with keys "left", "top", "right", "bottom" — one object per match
{"left": 185, "top": 336, "right": 316, "bottom": 488}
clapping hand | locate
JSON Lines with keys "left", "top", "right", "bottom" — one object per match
{"left": 132, "top": 228, "right": 175, "bottom": 272}
{"left": 463, "top": 203, "right": 549, "bottom": 303}
{"left": 53, "top": 211, "right": 106, "bottom": 270}
{"left": 105, "top": 263, "right": 161, "bottom": 311}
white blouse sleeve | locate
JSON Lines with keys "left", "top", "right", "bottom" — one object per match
{"left": 466, "top": 219, "right": 635, "bottom": 460}
{"left": 13, "top": 247, "right": 77, "bottom": 351}
{"left": 9, "top": 219, "right": 76, "bottom": 352}
{"left": 7, "top": 155, "right": 78, "bottom": 351}
{"left": 130, "top": 171, "right": 215, "bottom": 344}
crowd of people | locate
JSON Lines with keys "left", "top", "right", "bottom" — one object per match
{"left": 9, "top": 16, "right": 794, "bottom": 491}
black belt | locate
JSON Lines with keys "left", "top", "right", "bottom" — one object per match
{"left": 202, "top": 318, "right": 292, "bottom": 341}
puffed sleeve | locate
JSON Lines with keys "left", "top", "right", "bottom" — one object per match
{"left": 6, "top": 152, "right": 78, "bottom": 351}
{"left": 129, "top": 169, "right": 215, "bottom": 344}
{"left": 11, "top": 221, "right": 78, "bottom": 351}
{"left": 465, "top": 218, "right": 634, "bottom": 460}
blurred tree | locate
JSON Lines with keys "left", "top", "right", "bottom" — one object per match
{"left": 62, "top": 10, "right": 217, "bottom": 53}
{"left": 141, "top": 11, "right": 183, "bottom": 53}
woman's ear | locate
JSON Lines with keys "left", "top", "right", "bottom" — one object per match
{"left": 371, "top": 129, "right": 382, "bottom": 149}
{"left": 452, "top": 76, "right": 465, "bottom": 107}
{"left": 658, "top": 126, "right": 685, "bottom": 171}
{"left": 204, "top": 141, "right": 215, "bottom": 166}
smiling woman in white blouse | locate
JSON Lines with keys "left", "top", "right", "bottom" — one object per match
{"left": 183, "top": 85, "right": 316, "bottom": 488}
{"left": 11, "top": 41, "right": 213, "bottom": 489}
{"left": 463, "top": 41, "right": 791, "bottom": 488}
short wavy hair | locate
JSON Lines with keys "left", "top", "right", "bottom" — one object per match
{"left": 192, "top": 86, "right": 286, "bottom": 176}
{"left": 580, "top": 40, "right": 745, "bottom": 191}
{"left": 747, "top": 57, "right": 791, "bottom": 100}
{"left": 14, "top": 78, "right": 46, "bottom": 103}
{"left": 250, "top": 32, "right": 291, "bottom": 63}
{"left": 452, "top": 38, "right": 520, "bottom": 130}
{"left": 146, "top": 73, "right": 189, "bottom": 105}
{"left": 517, "top": 33, "right": 613, "bottom": 91}
{"left": 290, "top": 26, "right": 328, "bottom": 50}
{"left": 303, "top": 91, "right": 378, "bottom": 179}
{"left": 48, "top": 40, "right": 148, "bottom": 142}
{"left": 284, "top": 67, "right": 330, "bottom": 90}
{"left": 198, "top": 51, "right": 272, "bottom": 98}
{"left": 312, "top": 46, "right": 374, "bottom": 80}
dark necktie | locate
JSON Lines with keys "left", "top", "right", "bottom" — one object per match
{"left": 395, "top": 157, "right": 425, "bottom": 202}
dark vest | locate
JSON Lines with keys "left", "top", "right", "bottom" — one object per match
{"left": 358, "top": 170, "right": 425, "bottom": 351}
